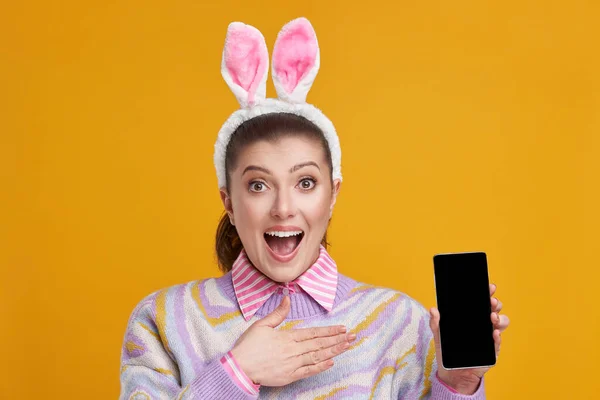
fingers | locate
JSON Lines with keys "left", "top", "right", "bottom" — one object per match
{"left": 493, "top": 328, "right": 501, "bottom": 357}
{"left": 291, "top": 325, "right": 347, "bottom": 342}
{"left": 491, "top": 296, "right": 503, "bottom": 313}
{"left": 491, "top": 312, "right": 510, "bottom": 331}
{"left": 296, "top": 332, "right": 356, "bottom": 355}
{"left": 293, "top": 339, "right": 351, "bottom": 371}
{"left": 489, "top": 284, "right": 509, "bottom": 330}
{"left": 290, "top": 359, "right": 335, "bottom": 381}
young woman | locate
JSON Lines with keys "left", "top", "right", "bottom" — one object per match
{"left": 119, "top": 18, "right": 510, "bottom": 399}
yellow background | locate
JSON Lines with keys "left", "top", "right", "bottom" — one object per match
{"left": 2, "top": 1, "right": 599, "bottom": 398}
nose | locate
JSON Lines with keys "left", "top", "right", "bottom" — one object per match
{"left": 270, "top": 188, "right": 296, "bottom": 219}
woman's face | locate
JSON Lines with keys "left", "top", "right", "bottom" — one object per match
{"left": 220, "top": 135, "right": 341, "bottom": 283}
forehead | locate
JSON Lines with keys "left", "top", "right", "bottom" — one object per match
{"left": 236, "top": 136, "right": 326, "bottom": 170}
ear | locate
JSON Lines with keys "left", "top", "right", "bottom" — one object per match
{"left": 272, "top": 17, "right": 320, "bottom": 104}
{"left": 219, "top": 189, "right": 235, "bottom": 224}
{"left": 329, "top": 179, "right": 341, "bottom": 218}
{"left": 221, "top": 22, "right": 269, "bottom": 108}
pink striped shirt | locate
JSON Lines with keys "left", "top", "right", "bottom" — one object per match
{"left": 220, "top": 350, "right": 261, "bottom": 396}
{"left": 219, "top": 244, "right": 338, "bottom": 395}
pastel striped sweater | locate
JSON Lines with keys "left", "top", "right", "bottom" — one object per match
{"left": 119, "top": 255, "right": 486, "bottom": 399}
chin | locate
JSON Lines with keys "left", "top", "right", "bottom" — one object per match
{"left": 261, "top": 254, "right": 303, "bottom": 282}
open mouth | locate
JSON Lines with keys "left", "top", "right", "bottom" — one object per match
{"left": 264, "top": 230, "right": 304, "bottom": 258}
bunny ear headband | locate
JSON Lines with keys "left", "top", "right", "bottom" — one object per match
{"left": 214, "top": 17, "right": 342, "bottom": 189}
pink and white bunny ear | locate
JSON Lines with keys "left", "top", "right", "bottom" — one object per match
{"left": 272, "top": 17, "right": 320, "bottom": 104}
{"left": 221, "top": 22, "right": 269, "bottom": 108}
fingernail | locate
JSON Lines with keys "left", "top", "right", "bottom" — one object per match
{"left": 348, "top": 333, "right": 356, "bottom": 341}
{"left": 340, "top": 326, "right": 347, "bottom": 333}
{"left": 342, "top": 342, "right": 350, "bottom": 350}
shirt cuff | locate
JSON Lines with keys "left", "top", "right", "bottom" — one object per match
{"left": 220, "top": 351, "right": 261, "bottom": 396}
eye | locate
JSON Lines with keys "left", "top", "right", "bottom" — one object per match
{"left": 298, "top": 178, "right": 316, "bottom": 190}
{"left": 249, "top": 181, "right": 268, "bottom": 193}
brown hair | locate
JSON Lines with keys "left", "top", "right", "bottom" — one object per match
{"left": 215, "top": 112, "right": 334, "bottom": 273}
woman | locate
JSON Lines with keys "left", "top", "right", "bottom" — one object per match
{"left": 119, "top": 18, "right": 510, "bottom": 399}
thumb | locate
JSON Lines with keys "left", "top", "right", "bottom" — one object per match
{"left": 429, "top": 307, "right": 444, "bottom": 368}
{"left": 256, "top": 295, "right": 290, "bottom": 328}
{"left": 429, "top": 307, "right": 441, "bottom": 339}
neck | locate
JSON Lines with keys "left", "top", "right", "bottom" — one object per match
{"left": 217, "top": 271, "right": 357, "bottom": 320}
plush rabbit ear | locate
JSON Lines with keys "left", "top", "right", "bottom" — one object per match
{"left": 221, "top": 22, "right": 269, "bottom": 108}
{"left": 272, "top": 17, "right": 320, "bottom": 104}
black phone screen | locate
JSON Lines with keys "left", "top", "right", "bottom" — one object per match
{"left": 433, "top": 252, "right": 496, "bottom": 369}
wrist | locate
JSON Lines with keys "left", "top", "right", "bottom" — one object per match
{"left": 436, "top": 371, "right": 481, "bottom": 395}
{"left": 229, "top": 347, "right": 260, "bottom": 386}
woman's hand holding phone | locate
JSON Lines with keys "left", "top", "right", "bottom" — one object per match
{"left": 231, "top": 295, "right": 356, "bottom": 387}
{"left": 429, "top": 283, "right": 510, "bottom": 394}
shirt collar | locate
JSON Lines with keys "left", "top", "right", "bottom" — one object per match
{"left": 231, "top": 245, "right": 338, "bottom": 321}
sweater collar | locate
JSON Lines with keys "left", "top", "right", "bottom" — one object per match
{"left": 231, "top": 245, "right": 338, "bottom": 321}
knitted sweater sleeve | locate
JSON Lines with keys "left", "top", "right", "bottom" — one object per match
{"left": 118, "top": 295, "right": 258, "bottom": 400}
{"left": 400, "top": 302, "right": 486, "bottom": 399}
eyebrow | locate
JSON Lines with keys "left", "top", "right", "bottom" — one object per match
{"left": 242, "top": 161, "right": 320, "bottom": 176}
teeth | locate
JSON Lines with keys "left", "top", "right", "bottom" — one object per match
{"left": 265, "top": 231, "right": 303, "bottom": 238}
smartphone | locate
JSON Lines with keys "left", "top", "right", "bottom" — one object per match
{"left": 433, "top": 252, "right": 496, "bottom": 370}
